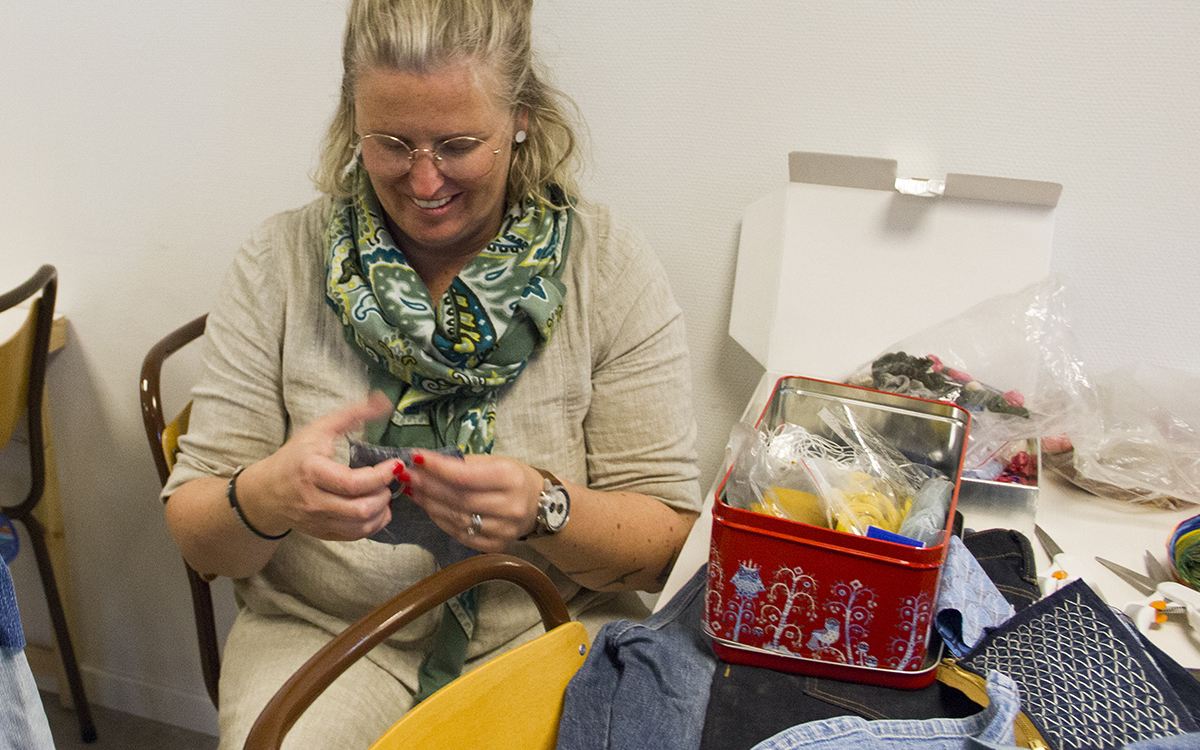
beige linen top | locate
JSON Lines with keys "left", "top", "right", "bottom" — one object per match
{"left": 163, "top": 196, "right": 702, "bottom": 690}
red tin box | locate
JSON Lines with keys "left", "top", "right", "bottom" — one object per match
{"left": 703, "top": 376, "right": 971, "bottom": 688}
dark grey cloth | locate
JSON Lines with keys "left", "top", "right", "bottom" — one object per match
{"left": 347, "top": 440, "right": 472, "bottom": 565}
{"left": 700, "top": 662, "right": 982, "bottom": 750}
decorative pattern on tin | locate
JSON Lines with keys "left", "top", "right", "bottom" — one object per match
{"left": 704, "top": 539, "right": 933, "bottom": 672}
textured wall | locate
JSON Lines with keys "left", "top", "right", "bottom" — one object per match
{"left": 1, "top": 0, "right": 1197, "bottom": 733}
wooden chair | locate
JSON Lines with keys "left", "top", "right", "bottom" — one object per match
{"left": 138, "top": 313, "right": 220, "bottom": 707}
{"left": 0, "top": 264, "right": 97, "bottom": 742}
{"left": 244, "top": 554, "right": 589, "bottom": 750}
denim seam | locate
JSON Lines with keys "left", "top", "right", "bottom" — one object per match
{"left": 769, "top": 712, "right": 997, "bottom": 742}
{"left": 801, "top": 678, "right": 891, "bottom": 721}
{"left": 754, "top": 673, "right": 1018, "bottom": 749}
{"left": 990, "top": 582, "right": 1037, "bottom": 602}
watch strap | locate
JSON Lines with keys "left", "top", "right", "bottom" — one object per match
{"left": 534, "top": 467, "right": 563, "bottom": 488}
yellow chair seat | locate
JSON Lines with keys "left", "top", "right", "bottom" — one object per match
{"left": 374, "top": 620, "right": 588, "bottom": 750}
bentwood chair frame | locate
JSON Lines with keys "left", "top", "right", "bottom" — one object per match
{"left": 244, "top": 554, "right": 589, "bottom": 750}
{"left": 0, "top": 264, "right": 97, "bottom": 742}
{"left": 138, "top": 313, "right": 220, "bottom": 707}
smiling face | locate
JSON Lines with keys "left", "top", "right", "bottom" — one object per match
{"left": 354, "top": 62, "right": 523, "bottom": 277}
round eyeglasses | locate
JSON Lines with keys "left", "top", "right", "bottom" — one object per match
{"left": 356, "top": 134, "right": 502, "bottom": 180}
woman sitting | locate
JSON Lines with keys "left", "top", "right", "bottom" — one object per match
{"left": 162, "top": 0, "right": 702, "bottom": 747}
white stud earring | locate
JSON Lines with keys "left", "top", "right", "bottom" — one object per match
{"left": 342, "top": 142, "right": 363, "bottom": 177}
{"left": 514, "top": 130, "right": 527, "bottom": 144}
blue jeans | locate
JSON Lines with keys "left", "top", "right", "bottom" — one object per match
{"left": 749, "top": 671, "right": 1020, "bottom": 750}
{"left": 1, "top": 561, "right": 55, "bottom": 750}
{"left": 556, "top": 565, "right": 716, "bottom": 750}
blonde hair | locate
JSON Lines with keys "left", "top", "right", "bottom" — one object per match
{"left": 313, "top": 0, "right": 581, "bottom": 208}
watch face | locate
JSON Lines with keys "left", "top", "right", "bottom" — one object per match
{"left": 541, "top": 480, "right": 570, "bottom": 532}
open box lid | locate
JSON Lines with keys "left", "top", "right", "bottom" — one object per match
{"left": 730, "top": 151, "right": 1061, "bottom": 379}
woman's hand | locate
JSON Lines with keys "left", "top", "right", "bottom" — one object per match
{"left": 402, "top": 450, "right": 543, "bottom": 553}
{"left": 166, "top": 393, "right": 400, "bottom": 579}
{"left": 403, "top": 450, "right": 698, "bottom": 592}
{"left": 235, "top": 393, "right": 399, "bottom": 541}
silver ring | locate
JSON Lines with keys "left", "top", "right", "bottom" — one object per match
{"left": 467, "top": 513, "right": 483, "bottom": 537}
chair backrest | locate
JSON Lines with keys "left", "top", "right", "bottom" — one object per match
{"left": 138, "top": 313, "right": 220, "bottom": 708}
{"left": 140, "top": 314, "right": 207, "bottom": 484}
{"left": 374, "top": 618, "right": 588, "bottom": 750}
{"left": 245, "top": 555, "right": 589, "bottom": 750}
{"left": 0, "top": 265, "right": 57, "bottom": 516}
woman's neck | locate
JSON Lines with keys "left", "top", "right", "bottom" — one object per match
{"left": 385, "top": 216, "right": 484, "bottom": 301}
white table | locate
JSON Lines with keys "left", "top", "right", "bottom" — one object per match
{"left": 658, "top": 372, "right": 1200, "bottom": 671}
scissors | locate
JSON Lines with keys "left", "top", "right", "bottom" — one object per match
{"left": 1095, "top": 552, "right": 1200, "bottom": 634}
{"left": 1034, "top": 525, "right": 1089, "bottom": 597}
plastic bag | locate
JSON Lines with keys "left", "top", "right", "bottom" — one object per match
{"left": 846, "top": 277, "right": 1200, "bottom": 509}
{"left": 721, "top": 421, "right": 838, "bottom": 528}
{"left": 812, "top": 405, "right": 934, "bottom": 535}
{"left": 845, "top": 278, "right": 1095, "bottom": 480}
{"left": 1043, "top": 363, "right": 1200, "bottom": 509}
{"left": 720, "top": 409, "right": 944, "bottom": 536}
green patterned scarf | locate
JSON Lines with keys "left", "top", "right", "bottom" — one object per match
{"left": 326, "top": 168, "right": 571, "bottom": 455}
{"left": 325, "top": 168, "right": 571, "bottom": 701}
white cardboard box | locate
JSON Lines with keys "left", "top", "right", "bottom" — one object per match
{"left": 659, "top": 151, "right": 1062, "bottom": 609}
{"left": 729, "top": 151, "right": 1061, "bottom": 380}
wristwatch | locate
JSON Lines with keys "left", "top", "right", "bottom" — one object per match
{"left": 523, "top": 468, "right": 571, "bottom": 539}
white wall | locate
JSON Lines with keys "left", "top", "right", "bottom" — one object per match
{"left": 2, "top": 0, "right": 1197, "bottom": 735}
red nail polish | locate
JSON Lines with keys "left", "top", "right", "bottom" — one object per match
{"left": 412, "top": 453, "right": 425, "bottom": 465}
{"left": 402, "top": 487, "right": 413, "bottom": 497}
{"left": 392, "top": 461, "right": 405, "bottom": 477}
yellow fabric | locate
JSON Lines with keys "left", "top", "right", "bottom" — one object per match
{"left": 161, "top": 401, "right": 193, "bottom": 473}
{"left": 370, "top": 621, "right": 588, "bottom": 750}
{"left": 750, "top": 487, "right": 827, "bottom": 527}
{"left": 0, "top": 303, "right": 36, "bottom": 451}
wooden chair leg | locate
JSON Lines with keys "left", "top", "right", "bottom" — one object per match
{"left": 185, "top": 564, "right": 221, "bottom": 708}
{"left": 23, "top": 513, "right": 97, "bottom": 743}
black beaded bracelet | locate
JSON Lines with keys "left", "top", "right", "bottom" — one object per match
{"left": 227, "top": 466, "right": 290, "bottom": 541}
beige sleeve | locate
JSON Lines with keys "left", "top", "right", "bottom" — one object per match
{"left": 162, "top": 198, "right": 367, "bottom": 499}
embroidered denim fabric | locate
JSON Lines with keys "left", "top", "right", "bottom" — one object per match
{"left": 1114, "top": 735, "right": 1200, "bottom": 749}
{"left": 961, "top": 579, "right": 1199, "bottom": 750}
{"left": 556, "top": 565, "right": 716, "bottom": 750}
{"left": 1, "top": 562, "right": 56, "bottom": 750}
{"left": 935, "top": 535, "right": 1015, "bottom": 656}
{"left": 967, "top": 735, "right": 1200, "bottom": 749}
{"left": 748, "top": 670, "right": 1020, "bottom": 750}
